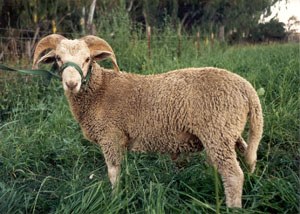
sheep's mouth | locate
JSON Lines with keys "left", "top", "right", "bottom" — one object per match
{"left": 63, "top": 80, "right": 81, "bottom": 93}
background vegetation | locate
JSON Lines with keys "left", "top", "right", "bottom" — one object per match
{"left": 0, "top": 0, "right": 293, "bottom": 44}
{"left": 0, "top": 0, "right": 299, "bottom": 213}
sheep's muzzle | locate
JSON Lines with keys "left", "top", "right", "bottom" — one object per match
{"left": 60, "top": 61, "right": 92, "bottom": 87}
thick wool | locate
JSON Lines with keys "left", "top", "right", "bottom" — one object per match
{"left": 32, "top": 33, "right": 262, "bottom": 208}
{"left": 66, "top": 63, "right": 263, "bottom": 208}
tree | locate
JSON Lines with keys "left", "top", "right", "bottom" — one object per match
{"left": 124, "top": 0, "right": 280, "bottom": 40}
{"left": 0, "top": 0, "right": 283, "bottom": 41}
{"left": 286, "top": 15, "right": 300, "bottom": 33}
{"left": 248, "top": 18, "right": 286, "bottom": 42}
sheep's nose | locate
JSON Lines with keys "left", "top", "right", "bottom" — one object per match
{"left": 66, "top": 81, "right": 78, "bottom": 90}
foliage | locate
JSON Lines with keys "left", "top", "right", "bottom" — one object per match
{"left": 286, "top": 15, "right": 300, "bottom": 33}
{"left": 0, "top": 0, "right": 281, "bottom": 39}
{"left": 0, "top": 29, "right": 299, "bottom": 213}
{"left": 248, "top": 19, "right": 287, "bottom": 42}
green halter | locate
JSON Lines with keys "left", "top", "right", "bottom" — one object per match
{"left": 59, "top": 61, "right": 92, "bottom": 85}
{"left": 0, "top": 63, "right": 61, "bottom": 79}
{"left": 0, "top": 61, "right": 92, "bottom": 87}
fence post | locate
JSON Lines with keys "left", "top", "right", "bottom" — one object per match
{"left": 211, "top": 32, "right": 214, "bottom": 49}
{"left": 26, "top": 40, "right": 31, "bottom": 60}
{"left": 177, "top": 30, "right": 181, "bottom": 58}
{"left": 81, "top": 7, "right": 86, "bottom": 35}
{"left": 147, "top": 26, "right": 151, "bottom": 60}
{"left": 218, "top": 25, "right": 225, "bottom": 42}
{"left": 0, "top": 38, "right": 3, "bottom": 61}
{"left": 29, "top": 27, "right": 40, "bottom": 56}
{"left": 87, "top": 0, "right": 97, "bottom": 35}
{"left": 196, "top": 31, "right": 200, "bottom": 55}
{"left": 52, "top": 20, "right": 57, "bottom": 33}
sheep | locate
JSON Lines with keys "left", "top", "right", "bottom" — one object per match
{"left": 32, "top": 34, "right": 263, "bottom": 208}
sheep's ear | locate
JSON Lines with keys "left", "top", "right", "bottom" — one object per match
{"left": 36, "top": 51, "right": 56, "bottom": 65}
{"left": 80, "top": 35, "right": 120, "bottom": 72}
{"left": 92, "top": 50, "right": 119, "bottom": 71}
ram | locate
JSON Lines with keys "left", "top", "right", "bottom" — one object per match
{"left": 33, "top": 34, "right": 263, "bottom": 208}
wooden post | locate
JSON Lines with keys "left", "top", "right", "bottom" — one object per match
{"left": 0, "top": 51, "right": 3, "bottom": 61}
{"left": 218, "top": 25, "right": 225, "bottom": 42}
{"left": 0, "top": 38, "right": 4, "bottom": 62}
{"left": 87, "top": 0, "right": 97, "bottom": 35}
{"left": 196, "top": 31, "right": 200, "bottom": 55}
{"left": 205, "top": 36, "right": 209, "bottom": 46}
{"left": 147, "top": 26, "right": 151, "bottom": 59}
{"left": 211, "top": 32, "right": 214, "bottom": 49}
{"left": 52, "top": 19, "right": 57, "bottom": 33}
{"left": 177, "top": 30, "right": 181, "bottom": 58}
{"left": 25, "top": 41, "right": 31, "bottom": 59}
{"left": 81, "top": 7, "right": 86, "bottom": 35}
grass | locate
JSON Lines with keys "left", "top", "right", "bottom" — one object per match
{"left": 0, "top": 36, "right": 299, "bottom": 213}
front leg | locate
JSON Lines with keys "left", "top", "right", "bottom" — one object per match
{"left": 99, "top": 129, "right": 127, "bottom": 190}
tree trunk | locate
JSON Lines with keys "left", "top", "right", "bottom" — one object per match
{"left": 81, "top": 7, "right": 86, "bottom": 35}
{"left": 218, "top": 25, "right": 225, "bottom": 42}
{"left": 172, "top": 0, "right": 178, "bottom": 27}
{"left": 87, "top": 0, "right": 97, "bottom": 35}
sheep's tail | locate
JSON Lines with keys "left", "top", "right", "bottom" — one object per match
{"left": 245, "top": 92, "right": 263, "bottom": 174}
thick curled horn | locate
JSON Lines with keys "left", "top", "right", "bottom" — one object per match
{"left": 80, "top": 35, "right": 120, "bottom": 72}
{"left": 32, "top": 34, "right": 66, "bottom": 69}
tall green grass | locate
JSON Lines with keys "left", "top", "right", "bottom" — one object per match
{"left": 0, "top": 35, "right": 299, "bottom": 213}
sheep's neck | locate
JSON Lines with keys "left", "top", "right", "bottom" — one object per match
{"left": 65, "top": 66, "right": 111, "bottom": 123}
{"left": 66, "top": 91, "right": 92, "bottom": 123}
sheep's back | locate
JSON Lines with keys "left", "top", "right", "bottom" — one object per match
{"left": 95, "top": 67, "right": 254, "bottom": 153}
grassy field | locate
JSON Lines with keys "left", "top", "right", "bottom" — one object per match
{"left": 0, "top": 39, "right": 299, "bottom": 213}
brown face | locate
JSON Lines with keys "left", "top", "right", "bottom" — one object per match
{"left": 55, "top": 40, "right": 92, "bottom": 93}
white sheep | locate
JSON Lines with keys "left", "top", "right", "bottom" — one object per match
{"left": 32, "top": 34, "right": 263, "bottom": 208}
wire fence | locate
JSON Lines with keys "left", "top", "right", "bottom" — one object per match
{"left": 0, "top": 26, "right": 220, "bottom": 63}
{"left": 2, "top": 26, "right": 296, "bottom": 64}
{"left": 0, "top": 27, "right": 78, "bottom": 62}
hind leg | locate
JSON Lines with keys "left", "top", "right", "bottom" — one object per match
{"left": 205, "top": 138, "right": 244, "bottom": 208}
{"left": 221, "top": 158, "right": 244, "bottom": 207}
{"left": 235, "top": 136, "right": 247, "bottom": 155}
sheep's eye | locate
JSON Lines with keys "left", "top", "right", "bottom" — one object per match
{"left": 56, "top": 56, "right": 61, "bottom": 62}
{"left": 85, "top": 57, "right": 90, "bottom": 63}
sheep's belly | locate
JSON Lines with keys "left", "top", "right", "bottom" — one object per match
{"left": 128, "top": 132, "right": 203, "bottom": 154}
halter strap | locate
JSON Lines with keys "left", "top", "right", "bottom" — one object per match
{"left": 60, "top": 61, "right": 92, "bottom": 85}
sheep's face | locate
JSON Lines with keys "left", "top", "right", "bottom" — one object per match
{"left": 33, "top": 34, "right": 119, "bottom": 94}
{"left": 56, "top": 40, "right": 91, "bottom": 93}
